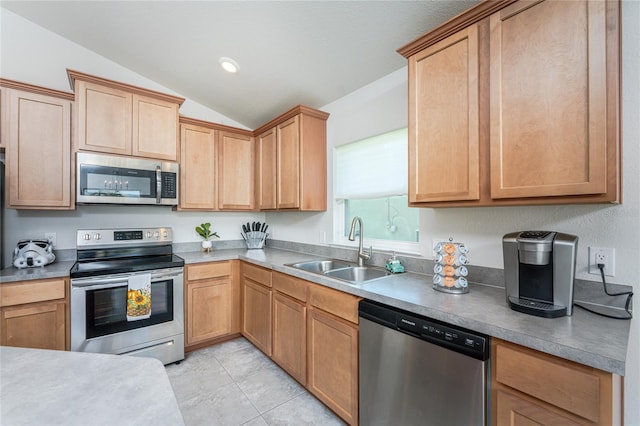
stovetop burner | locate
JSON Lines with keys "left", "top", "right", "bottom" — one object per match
{"left": 71, "top": 227, "right": 184, "bottom": 278}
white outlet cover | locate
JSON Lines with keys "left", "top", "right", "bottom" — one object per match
{"left": 588, "top": 246, "right": 615, "bottom": 276}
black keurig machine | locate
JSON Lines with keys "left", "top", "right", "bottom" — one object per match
{"left": 502, "top": 231, "right": 578, "bottom": 318}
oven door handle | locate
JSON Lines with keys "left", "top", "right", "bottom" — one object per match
{"left": 71, "top": 270, "right": 183, "bottom": 289}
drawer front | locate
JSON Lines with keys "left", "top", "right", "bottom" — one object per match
{"left": 243, "top": 262, "right": 272, "bottom": 287}
{"left": 495, "top": 342, "right": 603, "bottom": 422}
{"left": 187, "top": 261, "right": 231, "bottom": 281}
{"left": 1, "top": 278, "right": 67, "bottom": 307}
{"left": 308, "top": 284, "right": 360, "bottom": 324}
{"left": 273, "top": 272, "right": 307, "bottom": 302}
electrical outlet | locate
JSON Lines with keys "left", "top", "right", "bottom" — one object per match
{"left": 589, "top": 247, "right": 615, "bottom": 276}
{"left": 44, "top": 232, "right": 57, "bottom": 247}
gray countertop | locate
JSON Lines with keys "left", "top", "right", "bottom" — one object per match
{"left": 0, "top": 247, "right": 630, "bottom": 376}
{"left": 0, "top": 346, "right": 184, "bottom": 426}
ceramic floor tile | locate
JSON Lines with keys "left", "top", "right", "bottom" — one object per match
{"left": 241, "top": 415, "right": 269, "bottom": 426}
{"left": 216, "top": 345, "right": 279, "bottom": 382}
{"left": 178, "top": 382, "right": 260, "bottom": 426}
{"left": 166, "top": 352, "right": 233, "bottom": 402}
{"left": 262, "top": 393, "right": 346, "bottom": 426}
{"left": 207, "top": 337, "right": 255, "bottom": 359}
{"left": 236, "top": 366, "right": 306, "bottom": 413}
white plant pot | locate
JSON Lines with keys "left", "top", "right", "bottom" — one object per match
{"left": 201, "top": 240, "right": 213, "bottom": 253}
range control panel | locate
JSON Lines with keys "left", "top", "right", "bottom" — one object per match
{"left": 76, "top": 228, "right": 173, "bottom": 247}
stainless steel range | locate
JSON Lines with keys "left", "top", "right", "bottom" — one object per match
{"left": 70, "top": 227, "right": 184, "bottom": 365}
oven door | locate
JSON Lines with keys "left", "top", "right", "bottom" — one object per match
{"left": 71, "top": 268, "right": 184, "bottom": 357}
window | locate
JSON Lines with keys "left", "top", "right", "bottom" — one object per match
{"left": 334, "top": 128, "right": 419, "bottom": 253}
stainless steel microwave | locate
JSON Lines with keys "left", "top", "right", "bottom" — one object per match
{"left": 76, "top": 152, "right": 179, "bottom": 206}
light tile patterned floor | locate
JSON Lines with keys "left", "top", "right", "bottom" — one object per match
{"left": 165, "top": 337, "right": 346, "bottom": 426}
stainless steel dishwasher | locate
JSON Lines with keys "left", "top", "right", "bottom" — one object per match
{"left": 359, "top": 299, "right": 489, "bottom": 426}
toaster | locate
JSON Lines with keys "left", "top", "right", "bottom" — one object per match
{"left": 13, "top": 239, "right": 56, "bottom": 268}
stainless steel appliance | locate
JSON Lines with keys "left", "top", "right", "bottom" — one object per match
{"left": 12, "top": 239, "right": 56, "bottom": 268}
{"left": 359, "top": 300, "right": 489, "bottom": 426}
{"left": 503, "top": 231, "right": 578, "bottom": 318}
{"left": 70, "top": 227, "right": 184, "bottom": 365}
{"left": 76, "top": 152, "right": 179, "bottom": 206}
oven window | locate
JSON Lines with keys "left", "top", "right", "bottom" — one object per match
{"left": 80, "top": 164, "right": 156, "bottom": 198}
{"left": 86, "top": 279, "right": 173, "bottom": 339}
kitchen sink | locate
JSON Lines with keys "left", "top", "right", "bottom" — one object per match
{"left": 324, "top": 266, "right": 390, "bottom": 283}
{"left": 288, "top": 259, "right": 353, "bottom": 273}
{"left": 287, "top": 259, "right": 391, "bottom": 284}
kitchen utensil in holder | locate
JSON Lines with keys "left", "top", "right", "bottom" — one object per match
{"left": 245, "top": 231, "right": 268, "bottom": 249}
{"left": 433, "top": 237, "right": 469, "bottom": 294}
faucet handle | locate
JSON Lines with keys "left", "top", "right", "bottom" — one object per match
{"left": 364, "top": 245, "right": 372, "bottom": 259}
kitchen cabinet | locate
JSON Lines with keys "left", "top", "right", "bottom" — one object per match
{"left": 272, "top": 272, "right": 308, "bottom": 385}
{"left": 491, "top": 338, "right": 622, "bottom": 426}
{"left": 0, "top": 278, "right": 69, "bottom": 350}
{"left": 69, "top": 70, "right": 184, "bottom": 161}
{"left": 254, "top": 105, "right": 330, "bottom": 211}
{"left": 185, "top": 261, "right": 239, "bottom": 349}
{"left": 307, "top": 284, "right": 360, "bottom": 425}
{"left": 217, "top": 130, "right": 255, "bottom": 210}
{"left": 399, "top": 0, "right": 620, "bottom": 207}
{"left": 241, "top": 262, "right": 272, "bottom": 356}
{"left": 0, "top": 80, "right": 74, "bottom": 209}
{"left": 179, "top": 120, "right": 217, "bottom": 210}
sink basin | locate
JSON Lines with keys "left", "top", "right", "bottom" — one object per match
{"left": 288, "top": 259, "right": 353, "bottom": 273}
{"left": 324, "top": 266, "right": 390, "bottom": 283}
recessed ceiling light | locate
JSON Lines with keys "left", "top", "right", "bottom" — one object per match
{"left": 219, "top": 57, "right": 239, "bottom": 74}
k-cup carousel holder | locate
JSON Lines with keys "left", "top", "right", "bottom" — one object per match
{"left": 433, "top": 238, "right": 469, "bottom": 294}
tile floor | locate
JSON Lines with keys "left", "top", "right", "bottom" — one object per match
{"left": 165, "top": 337, "right": 346, "bottom": 426}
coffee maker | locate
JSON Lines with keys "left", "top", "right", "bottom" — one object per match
{"left": 502, "top": 231, "right": 578, "bottom": 318}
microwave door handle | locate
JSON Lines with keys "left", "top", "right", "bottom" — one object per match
{"left": 156, "top": 165, "right": 162, "bottom": 204}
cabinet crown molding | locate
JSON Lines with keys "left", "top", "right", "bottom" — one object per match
{"left": 0, "top": 78, "right": 75, "bottom": 101}
{"left": 67, "top": 69, "right": 185, "bottom": 105}
{"left": 179, "top": 115, "right": 253, "bottom": 136}
{"left": 253, "top": 104, "right": 330, "bottom": 136}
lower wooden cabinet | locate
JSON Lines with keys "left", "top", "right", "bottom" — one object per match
{"left": 0, "top": 278, "right": 69, "bottom": 350}
{"left": 491, "top": 338, "right": 622, "bottom": 426}
{"left": 185, "top": 261, "right": 238, "bottom": 349}
{"left": 241, "top": 263, "right": 273, "bottom": 356}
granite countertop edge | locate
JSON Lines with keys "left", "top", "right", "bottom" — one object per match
{"left": 0, "top": 248, "right": 629, "bottom": 376}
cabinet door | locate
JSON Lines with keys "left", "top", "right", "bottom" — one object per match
{"left": 132, "top": 94, "right": 179, "bottom": 161}
{"left": 409, "top": 24, "right": 480, "bottom": 203}
{"left": 242, "top": 279, "right": 272, "bottom": 356}
{"left": 186, "top": 277, "right": 231, "bottom": 346}
{"left": 256, "top": 127, "right": 277, "bottom": 210}
{"left": 276, "top": 115, "right": 300, "bottom": 209}
{"left": 0, "top": 300, "right": 67, "bottom": 350}
{"left": 179, "top": 123, "right": 216, "bottom": 209}
{"left": 307, "top": 307, "right": 358, "bottom": 425}
{"left": 273, "top": 292, "right": 306, "bottom": 385}
{"left": 218, "top": 131, "right": 254, "bottom": 210}
{"left": 495, "top": 389, "right": 580, "bottom": 426}
{"left": 5, "top": 89, "right": 73, "bottom": 209}
{"left": 490, "top": 0, "right": 608, "bottom": 199}
{"left": 76, "top": 80, "right": 132, "bottom": 155}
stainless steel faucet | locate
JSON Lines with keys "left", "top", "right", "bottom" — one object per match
{"left": 348, "top": 216, "right": 372, "bottom": 267}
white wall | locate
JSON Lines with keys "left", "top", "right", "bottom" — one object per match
{"left": 2, "top": 3, "right": 638, "bottom": 424}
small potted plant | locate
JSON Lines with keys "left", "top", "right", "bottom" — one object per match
{"left": 195, "top": 222, "right": 220, "bottom": 252}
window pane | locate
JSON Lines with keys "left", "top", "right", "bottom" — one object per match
{"left": 345, "top": 196, "right": 418, "bottom": 242}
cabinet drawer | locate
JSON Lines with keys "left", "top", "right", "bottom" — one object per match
{"left": 187, "top": 262, "right": 231, "bottom": 281}
{"left": 308, "top": 284, "right": 360, "bottom": 324}
{"left": 243, "top": 262, "right": 272, "bottom": 287}
{"left": 1, "top": 278, "right": 67, "bottom": 307}
{"left": 495, "top": 341, "right": 605, "bottom": 422}
{"left": 273, "top": 272, "right": 307, "bottom": 302}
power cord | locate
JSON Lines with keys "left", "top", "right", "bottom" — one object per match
{"left": 574, "top": 263, "right": 633, "bottom": 320}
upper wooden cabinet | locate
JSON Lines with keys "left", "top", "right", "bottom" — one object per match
{"left": 178, "top": 116, "right": 254, "bottom": 211}
{"left": 68, "top": 69, "right": 184, "bottom": 161}
{"left": 399, "top": 0, "right": 621, "bottom": 207}
{"left": 254, "top": 105, "right": 330, "bottom": 211}
{"left": 0, "top": 80, "right": 74, "bottom": 209}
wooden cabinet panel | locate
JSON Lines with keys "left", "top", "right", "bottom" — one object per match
{"left": 409, "top": 24, "right": 480, "bottom": 203}
{"left": 1, "top": 300, "right": 67, "bottom": 351}
{"left": 308, "top": 284, "right": 360, "bottom": 324}
{"left": 4, "top": 89, "right": 73, "bottom": 209}
{"left": 186, "top": 277, "right": 231, "bottom": 345}
{"left": 76, "top": 80, "right": 132, "bottom": 155}
{"left": 0, "top": 278, "right": 66, "bottom": 307}
{"left": 307, "top": 307, "right": 358, "bottom": 425}
{"left": 489, "top": 0, "right": 608, "bottom": 199}
{"left": 276, "top": 116, "right": 300, "bottom": 209}
{"left": 242, "top": 263, "right": 272, "bottom": 287}
{"left": 218, "top": 131, "right": 254, "bottom": 210}
{"left": 187, "top": 262, "right": 231, "bottom": 281}
{"left": 273, "top": 272, "right": 307, "bottom": 302}
{"left": 256, "top": 127, "right": 277, "bottom": 209}
{"left": 273, "top": 292, "right": 306, "bottom": 384}
{"left": 242, "top": 278, "right": 272, "bottom": 356}
{"left": 179, "top": 123, "right": 216, "bottom": 210}
{"left": 496, "top": 389, "right": 580, "bottom": 426}
{"left": 132, "top": 94, "right": 179, "bottom": 161}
